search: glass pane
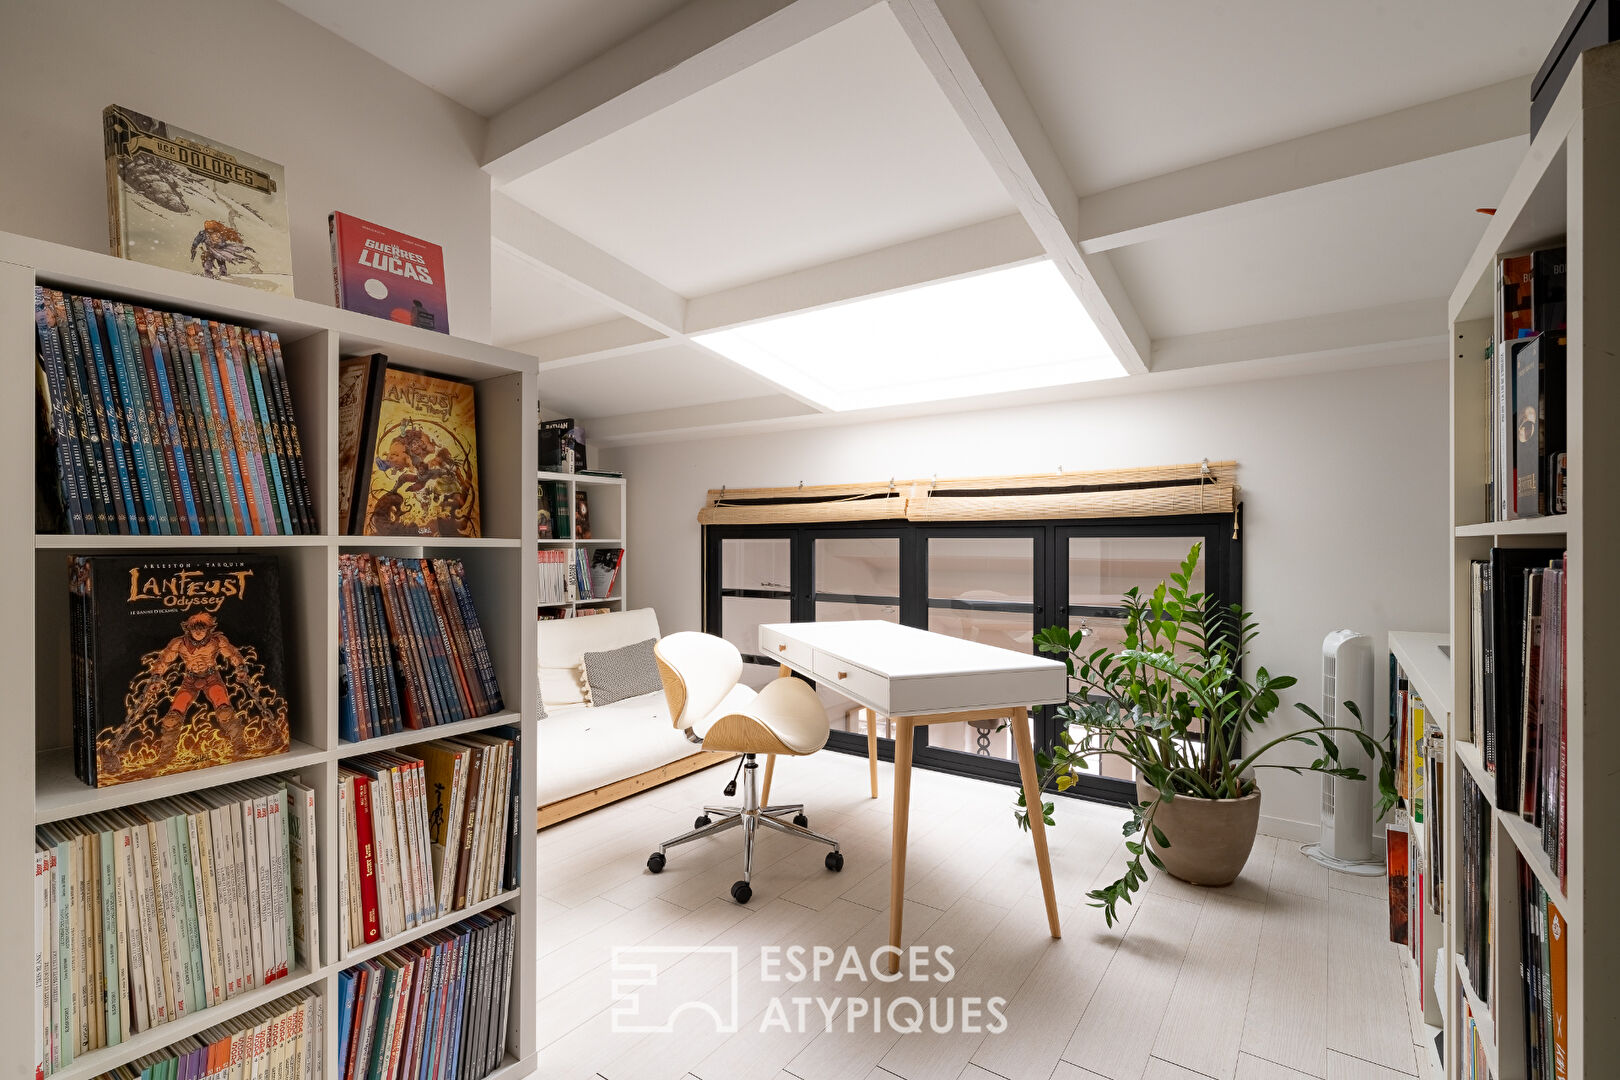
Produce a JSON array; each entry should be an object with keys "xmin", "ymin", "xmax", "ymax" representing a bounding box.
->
[
  {"xmin": 720, "ymin": 594, "xmax": 790, "ymax": 661},
  {"xmin": 721, "ymin": 538, "xmax": 791, "ymax": 592},
  {"xmin": 814, "ymin": 537, "xmax": 899, "ymax": 600},
  {"xmin": 925, "ymin": 537, "xmax": 1033, "ymax": 760}
]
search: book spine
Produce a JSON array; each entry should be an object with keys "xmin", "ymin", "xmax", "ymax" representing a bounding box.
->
[
  {"xmin": 425, "ymin": 560, "xmax": 479, "ymax": 716},
  {"xmin": 372, "ymin": 558, "xmax": 429, "ymax": 729},
  {"xmin": 338, "ymin": 557, "xmax": 364, "ymax": 743},
  {"xmin": 236, "ymin": 798, "xmax": 263, "ymax": 990},
  {"xmin": 217, "ymin": 325, "xmax": 275, "ymax": 534},
  {"xmin": 106, "ymin": 300, "xmax": 169, "ymax": 534},
  {"xmin": 195, "ymin": 321, "xmax": 251, "ymax": 533},
  {"xmin": 406, "ymin": 562, "xmax": 464, "ymax": 723},
  {"xmin": 173, "ymin": 317, "xmax": 226, "ymax": 535},
  {"xmin": 36, "ymin": 292, "xmax": 90, "ymax": 533},
  {"xmin": 89, "ymin": 297, "xmax": 154, "ymax": 534},
  {"xmin": 146, "ymin": 310, "xmax": 204, "ymax": 535},
  {"xmin": 240, "ymin": 329, "xmax": 294, "ymax": 534},
  {"xmin": 260, "ymin": 333, "xmax": 315, "ymax": 534},
  {"xmin": 70, "ymin": 294, "xmax": 136, "ymax": 532},
  {"xmin": 294, "ymin": 784, "xmax": 320, "ymax": 968},
  {"xmin": 449, "ymin": 563, "xmax": 503, "ymax": 711},
  {"xmin": 339, "ymin": 777, "xmax": 356, "ymax": 955},
  {"xmin": 352, "ymin": 777, "xmax": 382, "ymax": 945},
  {"xmin": 50, "ymin": 292, "xmax": 113, "ymax": 533}
]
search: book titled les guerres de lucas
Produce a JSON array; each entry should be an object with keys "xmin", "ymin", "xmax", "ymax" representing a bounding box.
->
[
  {"xmin": 330, "ymin": 211, "xmax": 449, "ymax": 333},
  {"xmin": 72, "ymin": 554, "xmax": 290, "ymax": 787}
]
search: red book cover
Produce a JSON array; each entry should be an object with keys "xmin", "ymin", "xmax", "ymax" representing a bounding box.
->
[
  {"xmin": 353, "ymin": 775, "xmax": 382, "ymax": 943},
  {"xmin": 329, "ymin": 211, "xmax": 449, "ymax": 334}
]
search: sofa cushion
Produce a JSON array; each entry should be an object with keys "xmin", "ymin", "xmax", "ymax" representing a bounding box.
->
[
  {"xmin": 538, "ymin": 607, "xmax": 661, "ymax": 706},
  {"xmin": 582, "ymin": 637, "xmax": 661, "ymax": 706}
]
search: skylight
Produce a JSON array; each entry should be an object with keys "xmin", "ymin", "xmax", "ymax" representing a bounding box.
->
[{"xmin": 692, "ymin": 260, "xmax": 1125, "ymax": 412}]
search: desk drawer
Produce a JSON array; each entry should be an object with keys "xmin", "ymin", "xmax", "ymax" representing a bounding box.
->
[
  {"xmin": 813, "ymin": 651, "xmax": 889, "ymax": 713},
  {"xmin": 758, "ymin": 625, "xmax": 812, "ymax": 669}
]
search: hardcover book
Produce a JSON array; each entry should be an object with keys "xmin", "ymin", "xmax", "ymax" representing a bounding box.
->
[
  {"xmin": 102, "ymin": 105, "xmax": 292, "ymax": 295},
  {"xmin": 72, "ymin": 554, "xmax": 290, "ymax": 787},
  {"xmin": 358, "ymin": 366, "xmax": 481, "ymax": 537},
  {"xmin": 329, "ymin": 212, "xmax": 449, "ymax": 334}
]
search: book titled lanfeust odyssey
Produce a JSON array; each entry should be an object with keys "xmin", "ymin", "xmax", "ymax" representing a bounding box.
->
[
  {"xmin": 103, "ymin": 104, "xmax": 293, "ymax": 295},
  {"xmin": 329, "ymin": 211, "xmax": 449, "ymax": 333}
]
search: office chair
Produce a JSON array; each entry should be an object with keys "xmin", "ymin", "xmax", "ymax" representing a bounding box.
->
[{"xmin": 644, "ymin": 632, "xmax": 842, "ymax": 904}]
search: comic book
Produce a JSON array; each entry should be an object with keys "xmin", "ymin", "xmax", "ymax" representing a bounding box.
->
[
  {"xmin": 358, "ymin": 366, "xmax": 480, "ymax": 538},
  {"xmin": 72, "ymin": 554, "xmax": 290, "ymax": 787},
  {"xmin": 103, "ymin": 105, "xmax": 293, "ymax": 295},
  {"xmin": 329, "ymin": 212, "xmax": 449, "ymax": 333}
]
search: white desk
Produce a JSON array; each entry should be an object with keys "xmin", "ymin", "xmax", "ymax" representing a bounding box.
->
[{"xmin": 759, "ymin": 621, "xmax": 1067, "ymax": 969}]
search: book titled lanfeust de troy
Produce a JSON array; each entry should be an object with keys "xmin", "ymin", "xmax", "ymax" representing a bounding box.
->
[
  {"xmin": 329, "ymin": 211, "xmax": 449, "ymax": 333},
  {"xmin": 71, "ymin": 554, "xmax": 291, "ymax": 787}
]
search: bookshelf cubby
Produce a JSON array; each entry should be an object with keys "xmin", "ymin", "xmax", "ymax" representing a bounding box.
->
[
  {"xmin": 6, "ymin": 229, "xmax": 538, "ymax": 1080},
  {"xmin": 535, "ymin": 469, "xmax": 627, "ymax": 612},
  {"xmin": 1440, "ymin": 40, "xmax": 1620, "ymax": 1080}
]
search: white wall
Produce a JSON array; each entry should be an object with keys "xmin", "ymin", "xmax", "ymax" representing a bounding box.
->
[
  {"xmin": 609, "ymin": 359, "xmax": 1450, "ymax": 833},
  {"xmin": 0, "ymin": 0, "xmax": 493, "ymax": 340}
]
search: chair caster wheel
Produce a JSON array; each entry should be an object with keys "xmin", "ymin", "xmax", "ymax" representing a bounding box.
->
[
  {"xmin": 695, "ymin": 815, "xmax": 711, "ymax": 829},
  {"xmin": 793, "ymin": 813, "xmax": 809, "ymax": 828},
  {"xmin": 825, "ymin": 851, "xmax": 844, "ymax": 872},
  {"xmin": 731, "ymin": 880, "xmax": 753, "ymax": 904},
  {"xmin": 647, "ymin": 852, "xmax": 666, "ymax": 874}
]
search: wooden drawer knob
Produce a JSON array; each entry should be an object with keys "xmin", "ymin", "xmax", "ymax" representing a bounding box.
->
[
  {"xmin": 778, "ymin": 643, "xmax": 787, "ymax": 651},
  {"xmin": 838, "ymin": 671, "xmax": 848, "ymax": 680}
]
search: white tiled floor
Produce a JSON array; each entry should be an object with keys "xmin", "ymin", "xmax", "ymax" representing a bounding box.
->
[{"xmin": 535, "ymin": 751, "xmax": 1423, "ymax": 1080}]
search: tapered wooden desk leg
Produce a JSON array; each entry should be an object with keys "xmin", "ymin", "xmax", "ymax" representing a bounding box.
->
[
  {"xmin": 887, "ymin": 716, "xmax": 915, "ymax": 975},
  {"xmin": 761, "ymin": 754, "xmax": 776, "ymax": 807},
  {"xmin": 867, "ymin": 709, "xmax": 880, "ymax": 799},
  {"xmin": 1011, "ymin": 708, "xmax": 1062, "ymax": 939}
]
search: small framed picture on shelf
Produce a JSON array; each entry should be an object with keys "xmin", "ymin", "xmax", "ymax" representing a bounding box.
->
[{"xmin": 575, "ymin": 490, "xmax": 591, "ymax": 539}]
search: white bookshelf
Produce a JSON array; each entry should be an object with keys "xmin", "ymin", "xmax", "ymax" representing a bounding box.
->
[
  {"xmin": 5, "ymin": 230, "xmax": 538, "ymax": 1080},
  {"xmin": 1442, "ymin": 41, "xmax": 1620, "ymax": 1080},
  {"xmin": 536, "ymin": 468, "xmax": 628, "ymax": 612}
]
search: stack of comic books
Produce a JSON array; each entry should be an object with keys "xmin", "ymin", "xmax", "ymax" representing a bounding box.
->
[
  {"xmin": 60, "ymin": 989, "xmax": 321, "ymax": 1080},
  {"xmin": 33, "ymin": 778, "xmax": 319, "ymax": 1077},
  {"xmin": 338, "ymin": 732, "xmax": 520, "ymax": 952},
  {"xmin": 336, "ymin": 910, "xmax": 514, "ymax": 1080},
  {"xmin": 337, "ymin": 556, "xmax": 504, "ymax": 743},
  {"xmin": 34, "ymin": 286, "xmax": 317, "ymax": 536}
]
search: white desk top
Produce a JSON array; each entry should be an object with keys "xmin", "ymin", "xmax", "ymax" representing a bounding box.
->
[{"xmin": 759, "ymin": 621, "xmax": 1067, "ymax": 715}]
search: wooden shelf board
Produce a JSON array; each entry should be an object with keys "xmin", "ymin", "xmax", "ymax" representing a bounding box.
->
[
  {"xmin": 1389, "ymin": 631, "xmax": 1453, "ymax": 723},
  {"xmin": 337, "ymin": 710, "xmax": 523, "ymax": 758},
  {"xmin": 578, "ymin": 538, "xmax": 624, "ymax": 545},
  {"xmin": 1498, "ymin": 808, "xmax": 1568, "ymax": 911},
  {"xmin": 337, "ymin": 535, "xmax": 522, "ymax": 549},
  {"xmin": 35, "ymin": 533, "xmax": 327, "ymax": 550},
  {"xmin": 45, "ymin": 965, "xmax": 322, "ymax": 1080},
  {"xmin": 1456, "ymin": 741, "xmax": 1492, "ymax": 796},
  {"xmin": 36, "ymin": 740, "xmax": 327, "ymax": 824},
  {"xmin": 571, "ymin": 475, "xmax": 626, "ymax": 486},
  {"xmin": 1454, "ymin": 957, "xmax": 1499, "ymax": 1074},
  {"xmin": 1454, "ymin": 515, "xmax": 1569, "ymax": 538},
  {"xmin": 339, "ymin": 888, "xmax": 520, "ymax": 966}
]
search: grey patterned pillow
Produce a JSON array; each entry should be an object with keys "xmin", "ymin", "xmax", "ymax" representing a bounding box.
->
[{"xmin": 581, "ymin": 637, "xmax": 661, "ymax": 707}]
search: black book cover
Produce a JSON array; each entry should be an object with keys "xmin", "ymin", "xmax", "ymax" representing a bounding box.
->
[
  {"xmin": 77, "ymin": 553, "xmax": 291, "ymax": 786},
  {"xmin": 1488, "ymin": 546, "xmax": 1561, "ymax": 809}
]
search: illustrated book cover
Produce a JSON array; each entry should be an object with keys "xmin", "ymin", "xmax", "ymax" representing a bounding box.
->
[
  {"xmin": 103, "ymin": 105, "xmax": 293, "ymax": 295},
  {"xmin": 336, "ymin": 354, "xmax": 387, "ymax": 533},
  {"xmin": 72, "ymin": 554, "xmax": 290, "ymax": 787},
  {"xmin": 329, "ymin": 212, "xmax": 449, "ymax": 334},
  {"xmin": 357, "ymin": 365, "xmax": 481, "ymax": 537}
]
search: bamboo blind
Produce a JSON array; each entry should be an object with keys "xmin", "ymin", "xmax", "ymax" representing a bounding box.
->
[{"xmin": 697, "ymin": 460, "xmax": 1238, "ymax": 525}]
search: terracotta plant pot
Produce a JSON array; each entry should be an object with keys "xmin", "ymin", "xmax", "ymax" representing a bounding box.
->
[{"xmin": 1135, "ymin": 776, "xmax": 1262, "ymax": 887}]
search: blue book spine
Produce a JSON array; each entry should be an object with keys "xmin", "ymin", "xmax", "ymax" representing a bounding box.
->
[
  {"xmin": 35, "ymin": 290, "xmax": 90, "ymax": 533},
  {"xmin": 97, "ymin": 300, "xmax": 165, "ymax": 533},
  {"xmin": 405, "ymin": 562, "xmax": 465, "ymax": 724},
  {"xmin": 74, "ymin": 295, "xmax": 141, "ymax": 531},
  {"xmin": 116, "ymin": 303, "xmax": 181, "ymax": 534},
  {"xmin": 445, "ymin": 930, "xmax": 469, "ymax": 1080},
  {"xmin": 195, "ymin": 320, "xmax": 251, "ymax": 534},
  {"xmin": 243, "ymin": 336, "xmax": 294, "ymax": 534},
  {"xmin": 337, "ymin": 970, "xmax": 358, "ymax": 1080},
  {"xmin": 339, "ymin": 579, "xmax": 360, "ymax": 743},
  {"xmin": 148, "ymin": 320, "xmax": 202, "ymax": 535}
]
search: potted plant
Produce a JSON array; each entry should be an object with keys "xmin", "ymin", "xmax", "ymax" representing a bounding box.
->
[{"xmin": 1018, "ymin": 542, "xmax": 1395, "ymax": 925}]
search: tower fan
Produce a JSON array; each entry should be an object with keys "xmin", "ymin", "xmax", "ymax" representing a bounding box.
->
[{"xmin": 1303, "ymin": 630, "xmax": 1383, "ymax": 873}]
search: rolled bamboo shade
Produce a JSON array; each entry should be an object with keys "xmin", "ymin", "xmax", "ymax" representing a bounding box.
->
[{"xmin": 697, "ymin": 461, "xmax": 1238, "ymax": 525}]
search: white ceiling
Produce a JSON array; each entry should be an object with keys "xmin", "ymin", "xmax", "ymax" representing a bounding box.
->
[
  {"xmin": 534, "ymin": 343, "xmax": 781, "ymax": 418},
  {"xmin": 978, "ymin": 0, "xmax": 1569, "ymax": 196},
  {"xmin": 1110, "ymin": 139, "xmax": 1526, "ymax": 339},
  {"xmin": 499, "ymin": 3, "xmax": 1016, "ymax": 296},
  {"xmin": 280, "ymin": 0, "xmax": 1578, "ymax": 442},
  {"xmin": 278, "ymin": 0, "xmax": 688, "ymax": 117},
  {"xmin": 489, "ymin": 243, "xmax": 620, "ymax": 346}
]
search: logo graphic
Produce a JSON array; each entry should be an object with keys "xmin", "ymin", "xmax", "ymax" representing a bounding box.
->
[{"xmin": 610, "ymin": 945, "xmax": 742, "ymax": 1034}]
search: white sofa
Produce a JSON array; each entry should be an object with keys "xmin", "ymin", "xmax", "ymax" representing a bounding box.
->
[{"xmin": 536, "ymin": 607, "xmax": 733, "ymax": 826}]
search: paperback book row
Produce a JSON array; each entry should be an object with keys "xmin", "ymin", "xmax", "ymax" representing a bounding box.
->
[
  {"xmin": 1389, "ymin": 662, "xmax": 1445, "ymax": 916},
  {"xmin": 1459, "ymin": 997, "xmax": 1491, "ymax": 1080},
  {"xmin": 1516, "ymin": 858, "xmax": 1568, "ymax": 1080},
  {"xmin": 535, "ymin": 548, "xmax": 623, "ymax": 606},
  {"xmin": 1488, "ymin": 245, "xmax": 1567, "ymax": 521},
  {"xmin": 1466, "ymin": 547, "xmax": 1568, "ymax": 884},
  {"xmin": 87, "ymin": 988, "xmax": 322, "ymax": 1080},
  {"xmin": 338, "ymin": 556, "xmax": 503, "ymax": 743},
  {"xmin": 34, "ymin": 287, "xmax": 317, "ymax": 537},
  {"xmin": 336, "ymin": 356, "xmax": 482, "ymax": 539},
  {"xmin": 1457, "ymin": 768, "xmax": 1493, "ymax": 1013},
  {"xmin": 339, "ymin": 733, "xmax": 520, "ymax": 953},
  {"xmin": 34, "ymin": 778, "xmax": 318, "ymax": 1079},
  {"xmin": 536, "ymin": 480, "xmax": 588, "ymax": 540},
  {"xmin": 70, "ymin": 554, "xmax": 292, "ymax": 790},
  {"xmin": 336, "ymin": 909, "xmax": 515, "ymax": 1080}
]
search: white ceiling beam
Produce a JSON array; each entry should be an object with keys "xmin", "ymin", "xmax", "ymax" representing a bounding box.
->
[
  {"xmin": 483, "ymin": 0, "xmax": 880, "ymax": 183},
  {"xmin": 492, "ymin": 193, "xmax": 686, "ymax": 336},
  {"xmin": 508, "ymin": 317, "xmax": 673, "ymax": 366},
  {"xmin": 683, "ymin": 212, "xmax": 1041, "ymax": 333},
  {"xmin": 889, "ymin": 0, "xmax": 1150, "ymax": 375},
  {"xmin": 1149, "ymin": 298, "xmax": 1448, "ymax": 373},
  {"xmin": 1078, "ymin": 77, "xmax": 1530, "ymax": 254}
]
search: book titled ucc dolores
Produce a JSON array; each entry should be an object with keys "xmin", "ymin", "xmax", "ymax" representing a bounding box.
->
[
  {"xmin": 71, "ymin": 554, "xmax": 290, "ymax": 787},
  {"xmin": 329, "ymin": 211, "xmax": 450, "ymax": 333}
]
